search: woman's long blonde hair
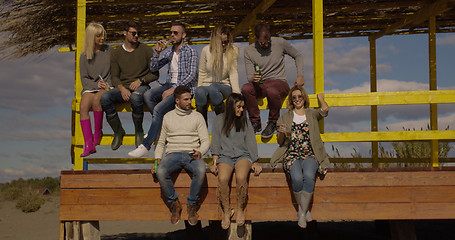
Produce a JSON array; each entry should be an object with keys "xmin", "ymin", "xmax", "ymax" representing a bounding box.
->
[
  {"xmin": 82, "ymin": 22, "xmax": 106, "ymax": 60},
  {"xmin": 209, "ymin": 25, "xmax": 238, "ymax": 79}
]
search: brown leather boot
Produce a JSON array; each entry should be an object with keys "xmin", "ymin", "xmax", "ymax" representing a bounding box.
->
[
  {"xmin": 217, "ymin": 185, "xmax": 233, "ymax": 229},
  {"xmin": 169, "ymin": 200, "xmax": 182, "ymax": 225},
  {"xmin": 236, "ymin": 183, "xmax": 248, "ymax": 226},
  {"xmin": 187, "ymin": 204, "xmax": 200, "ymax": 226}
]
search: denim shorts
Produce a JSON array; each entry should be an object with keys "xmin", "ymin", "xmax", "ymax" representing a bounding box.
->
[{"xmin": 217, "ymin": 154, "xmax": 253, "ymax": 168}]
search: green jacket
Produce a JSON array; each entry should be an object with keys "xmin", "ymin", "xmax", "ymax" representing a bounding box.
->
[{"xmin": 270, "ymin": 108, "xmax": 330, "ymax": 172}]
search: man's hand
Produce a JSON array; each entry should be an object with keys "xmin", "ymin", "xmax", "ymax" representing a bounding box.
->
[
  {"xmin": 251, "ymin": 162, "xmax": 262, "ymax": 176},
  {"xmin": 119, "ymin": 86, "xmax": 131, "ymax": 101},
  {"xmin": 252, "ymin": 72, "xmax": 262, "ymax": 83},
  {"xmin": 129, "ymin": 79, "xmax": 142, "ymax": 91},
  {"xmin": 295, "ymin": 76, "xmax": 304, "ymax": 86},
  {"xmin": 189, "ymin": 149, "xmax": 202, "ymax": 160},
  {"xmin": 162, "ymin": 87, "xmax": 175, "ymax": 99},
  {"xmin": 155, "ymin": 39, "xmax": 168, "ymax": 53}
]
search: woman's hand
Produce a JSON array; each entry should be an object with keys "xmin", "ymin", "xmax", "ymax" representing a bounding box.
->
[
  {"xmin": 317, "ymin": 93, "xmax": 329, "ymax": 113},
  {"xmin": 98, "ymin": 79, "xmax": 107, "ymax": 89},
  {"xmin": 251, "ymin": 162, "xmax": 262, "ymax": 176},
  {"xmin": 278, "ymin": 124, "xmax": 287, "ymax": 133},
  {"xmin": 209, "ymin": 164, "xmax": 218, "ymax": 176}
]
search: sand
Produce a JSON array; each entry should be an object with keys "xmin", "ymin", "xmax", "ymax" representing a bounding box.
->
[{"xmin": 1, "ymin": 196, "xmax": 454, "ymax": 240}]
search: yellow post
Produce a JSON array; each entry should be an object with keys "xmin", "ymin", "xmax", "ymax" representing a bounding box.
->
[
  {"xmin": 74, "ymin": 0, "xmax": 86, "ymax": 171},
  {"xmin": 428, "ymin": 16, "xmax": 438, "ymax": 167},
  {"xmin": 369, "ymin": 36, "xmax": 378, "ymax": 168},
  {"xmin": 312, "ymin": 0, "xmax": 324, "ymax": 94},
  {"xmin": 312, "ymin": 0, "xmax": 325, "ymax": 133}
]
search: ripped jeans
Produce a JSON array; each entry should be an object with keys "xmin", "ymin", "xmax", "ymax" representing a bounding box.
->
[{"xmin": 100, "ymin": 85, "xmax": 150, "ymax": 117}]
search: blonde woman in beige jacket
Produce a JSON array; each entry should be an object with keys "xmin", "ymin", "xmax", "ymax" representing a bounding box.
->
[{"xmin": 195, "ymin": 25, "xmax": 240, "ymax": 124}]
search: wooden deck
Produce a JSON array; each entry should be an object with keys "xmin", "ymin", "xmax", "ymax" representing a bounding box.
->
[{"xmin": 60, "ymin": 167, "xmax": 455, "ymax": 222}]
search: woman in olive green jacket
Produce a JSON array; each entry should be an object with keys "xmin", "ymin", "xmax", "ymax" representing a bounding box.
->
[{"xmin": 270, "ymin": 85, "xmax": 330, "ymax": 228}]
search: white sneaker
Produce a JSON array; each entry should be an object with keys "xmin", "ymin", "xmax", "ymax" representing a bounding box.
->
[{"xmin": 128, "ymin": 144, "xmax": 149, "ymax": 158}]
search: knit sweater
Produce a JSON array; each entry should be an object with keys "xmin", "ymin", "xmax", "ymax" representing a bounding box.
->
[
  {"xmin": 154, "ymin": 105, "xmax": 210, "ymax": 159},
  {"xmin": 210, "ymin": 113, "xmax": 258, "ymax": 161},
  {"xmin": 244, "ymin": 37, "xmax": 304, "ymax": 82},
  {"xmin": 197, "ymin": 45, "xmax": 240, "ymax": 93},
  {"xmin": 110, "ymin": 43, "xmax": 159, "ymax": 88},
  {"xmin": 79, "ymin": 45, "xmax": 112, "ymax": 94}
]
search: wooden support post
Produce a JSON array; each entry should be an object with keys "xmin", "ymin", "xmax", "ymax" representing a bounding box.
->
[
  {"xmin": 81, "ymin": 221, "xmax": 100, "ymax": 240},
  {"xmin": 429, "ymin": 16, "xmax": 438, "ymax": 167},
  {"xmin": 369, "ymin": 36, "xmax": 379, "ymax": 168}
]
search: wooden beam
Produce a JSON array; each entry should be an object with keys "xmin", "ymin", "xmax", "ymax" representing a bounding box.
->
[
  {"xmin": 231, "ymin": 0, "xmax": 277, "ymax": 37},
  {"xmin": 372, "ymin": 0, "xmax": 455, "ymax": 39}
]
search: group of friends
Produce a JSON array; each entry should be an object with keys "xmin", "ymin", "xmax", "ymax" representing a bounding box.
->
[{"xmin": 79, "ymin": 21, "xmax": 331, "ymax": 229}]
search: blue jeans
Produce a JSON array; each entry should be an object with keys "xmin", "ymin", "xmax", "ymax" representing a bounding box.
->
[
  {"xmin": 289, "ymin": 157, "xmax": 318, "ymax": 193},
  {"xmin": 100, "ymin": 85, "xmax": 150, "ymax": 116},
  {"xmin": 142, "ymin": 84, "xmax": 175, "ymax": 150},
  {"xmin": 156, "ymin": 152, "xmax": 206, "ymax": 205},
  {"xmin": 194, "ymin": 84, "xmax": 232, "ymax": 106}
]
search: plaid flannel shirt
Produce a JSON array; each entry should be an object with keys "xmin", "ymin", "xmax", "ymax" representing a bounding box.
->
[{"xmin": 150, "ymin": 43, "xmax": 198, "ymax": 95}]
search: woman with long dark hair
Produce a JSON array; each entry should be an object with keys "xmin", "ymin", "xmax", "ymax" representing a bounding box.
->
[
  {"xmin": 271, "ymin": 85, "xmax": 330, "ymax": 228},
  {"xmin": 210, "ymin": 93, "xmax": 262, "ymax": 229}
]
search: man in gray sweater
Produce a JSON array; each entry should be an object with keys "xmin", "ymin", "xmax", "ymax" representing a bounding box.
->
[{"xmin": 242, "ymin": 23, "xmax": 304, "ymax": 138}]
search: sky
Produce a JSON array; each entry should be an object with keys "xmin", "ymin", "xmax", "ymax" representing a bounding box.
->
[{"xmin": 0, "ymin": 32, "xmax": 454, "ymax": 182}]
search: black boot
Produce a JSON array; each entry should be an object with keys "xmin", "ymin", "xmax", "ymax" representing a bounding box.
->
[
  {"xmin": 132, "ymin": 113, "xmax": 144, "ymax": 148},
  {"xmin": 214, "ymin": 103, "xmax": 225, "ymax": 115},
  {"xmin": 196, "ymin": 105, "xmax": 208, "ymax": 126},
  {"xmin": 106, "ymin": 113, "xmax": 125, "ymax": 150}
]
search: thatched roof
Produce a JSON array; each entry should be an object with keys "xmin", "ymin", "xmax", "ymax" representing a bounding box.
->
[{"xmin": 1, "ymin": 0, "xmax": 455, "ymax": 59}]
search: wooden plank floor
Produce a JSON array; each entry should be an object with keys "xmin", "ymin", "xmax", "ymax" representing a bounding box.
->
[{"xmin": 60, "ymin": 167, "xmax": 455, "ymax": 221}]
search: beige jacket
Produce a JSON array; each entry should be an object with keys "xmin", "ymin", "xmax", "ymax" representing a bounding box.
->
[{"xmin": 270, "ymin": 108, "xmax": 330, "ymax": 172}]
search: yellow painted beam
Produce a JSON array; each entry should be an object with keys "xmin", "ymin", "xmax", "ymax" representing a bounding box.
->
[
  {"xmin": 312, "ymin": 0, "xmax": 324, "ymax": 94},
  {"xmin": 322, "ymin": 130, "xmax": 455, "ymax": 142},
  {"xmin": 73, "ymin": 130, "xmax": 455, "ymax": 146},
  {"xmin": 232, "ymin": 0, "xmax": 277, "ymax": 37},
  {"xmin": 71, "ymin": 90, "xmax": 455, "ymax": 113},
  {"xmin": 372, "ymin": 0, "xmax": 455, "ymax": 39},
  {"xmin": 313, "ymin": 90, "xmax": 455, "ymax": 107}
]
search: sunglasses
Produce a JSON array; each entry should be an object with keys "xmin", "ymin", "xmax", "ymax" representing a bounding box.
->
[
  {"xmin": 292, "ymin": 95, "xmax": 304, "ymax": 100},
  {"xmin": 169, "ymin": 30, "xmax": 180, "ymax": 35},
  {"xmin": 128, "ymin": 31, "xmax": 140, "ymax": 36},
  {"xmin": 258, "ymin": 40, "xmax": 271, "ymax": 46},
  {"xmin": 96, "ymin": 34, "xmax": 104, "ymax": 40}
]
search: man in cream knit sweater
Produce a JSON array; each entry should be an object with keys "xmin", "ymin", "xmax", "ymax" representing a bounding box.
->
[{"xmin": 154, "ymin": 86, "xmax": 210, "ymax": 226}]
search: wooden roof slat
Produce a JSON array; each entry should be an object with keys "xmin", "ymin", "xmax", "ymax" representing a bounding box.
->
[
  {"xmin": 231, "ymin": 0, "xmax": 277, "ymax": 37},
  {"xmin": 372, "ymin": 0, "xmax": 455, "ymax": 39}
]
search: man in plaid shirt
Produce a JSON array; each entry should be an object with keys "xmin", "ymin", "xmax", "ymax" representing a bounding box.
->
[{"xmin": 129, "ymin": 22, "xmax": 199, "ymax": 158}]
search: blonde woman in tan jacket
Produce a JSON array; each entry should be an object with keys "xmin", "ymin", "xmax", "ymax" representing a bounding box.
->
[{"xmin": 271, "ymin": 85, "xmax": 330, "ymax": 228}]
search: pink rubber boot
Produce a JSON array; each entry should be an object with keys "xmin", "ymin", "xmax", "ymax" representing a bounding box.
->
[
  {"xmin": 93, "ymin": 110, "xmax": 104, "ymax": 145},
  {"xmin": 80, "ymin": 119, "xmax": 96, "ymax": 157}
]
